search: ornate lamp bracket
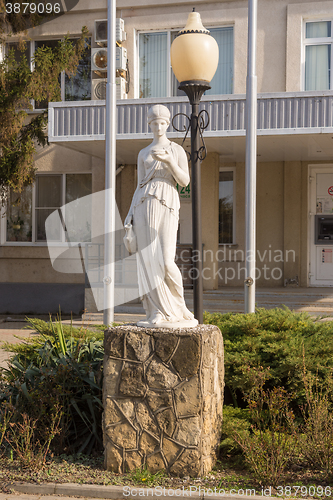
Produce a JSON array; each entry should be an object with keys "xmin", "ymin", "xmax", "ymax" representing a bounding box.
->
[{"xmin": 172, "ymin": 107, "xmax": 210, "ymax": 162}]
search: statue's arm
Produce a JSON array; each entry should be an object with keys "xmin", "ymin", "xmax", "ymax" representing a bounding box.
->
[
  {"xmin": 169, "ymin": 144, "xmax": 190, "ymax": 187},
  {"xmin": 124, "ymin": 151, "xmax": 144, "ymax": 225},
  {"xmin": 152, "ymin": 144, "xmax": 189, "ymax": 187}
]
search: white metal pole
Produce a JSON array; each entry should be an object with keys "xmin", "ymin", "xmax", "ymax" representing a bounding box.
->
[
  {"xmin": 244, "ymin": 0, "xmax": 257, "ymax": 313},
  {"xmin": 103, "ymin": 0, "xmax": 117, "ymax": 325}
]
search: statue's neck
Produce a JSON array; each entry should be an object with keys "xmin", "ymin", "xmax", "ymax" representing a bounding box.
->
[{"xmin": 151, "ymin": 137, "xmax": 170, "ymax": 148}]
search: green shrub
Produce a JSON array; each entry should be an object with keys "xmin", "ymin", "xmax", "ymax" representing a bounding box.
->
[
  {"xmin": 204, "ymin": 308, "xmax": 333, "ymax": 408},
  {"xmin": 300, "ymin": 367, "xmax": 333, "ymax": 475},
  {"xmin": 219, "ymin": 406, "xmax": 251, "ymax": 463},
  {"xmin": 230, "ymin": 366, "xmax": 298, "ymax": 486},
  {"xmin": 0, "ymin": 316, "xmax": 104, "ymax": 456}
]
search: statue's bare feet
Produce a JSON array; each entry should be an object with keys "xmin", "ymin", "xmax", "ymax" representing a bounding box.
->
[
  {"xmin": 150, "ymin": 312, "xmax": 164, "ymax": 324},
  {"xmin": 182, "ymin": 308, "xmax": 194, "ymax": 320}
]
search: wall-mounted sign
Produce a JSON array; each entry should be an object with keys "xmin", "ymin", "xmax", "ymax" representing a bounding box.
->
[
  {"xmin": 176, "ymin": 183, "xmax": 191, "ymax": 200},
  {"xmin": 322, "ymin": 248, "xmax": 333, "ymax": 263},
  {"xmin": 328, "ymin": 186, "xmax": 333, "ymax": 196}
]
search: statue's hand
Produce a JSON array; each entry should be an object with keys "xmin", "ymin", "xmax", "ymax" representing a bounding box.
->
[
  {"xmin": 151, "ymin": 149, "xmax": 174, "ymax": 169},
  {"xmin": 124, "ymin": 214, "xmax": 133, "ymax": 227}
]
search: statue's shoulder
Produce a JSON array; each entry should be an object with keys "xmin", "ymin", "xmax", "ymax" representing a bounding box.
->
[
  {"xmin": 138, "ymin": 145, "xmax": 150, "ymax": 160},
  {"xmin": 170, "ymin": 141, "xmax": 187, "ymax": 159}
]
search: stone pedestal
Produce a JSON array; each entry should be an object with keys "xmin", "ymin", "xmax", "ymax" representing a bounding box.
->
[{"xmin": 103, "ymin": 325, "xmax": 224, "ymax": 477}]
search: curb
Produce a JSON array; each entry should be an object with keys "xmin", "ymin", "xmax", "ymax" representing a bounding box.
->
[
  {"xmin": 7, "ymin": 483, "xmax": 124, "ymax": 499},
  {"xmin": 6, "ymin": 483, "xmax": 277, "ymax": 500}
]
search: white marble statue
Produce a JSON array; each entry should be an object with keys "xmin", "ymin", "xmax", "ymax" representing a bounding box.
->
[{"xmin": 124, "ymin": 105, "xmax": 198, "ymax": 328}]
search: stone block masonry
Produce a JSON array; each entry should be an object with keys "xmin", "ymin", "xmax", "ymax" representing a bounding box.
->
[{"xmin": 103, "ymin": 325, "xmax": 224, "ymax": 477}]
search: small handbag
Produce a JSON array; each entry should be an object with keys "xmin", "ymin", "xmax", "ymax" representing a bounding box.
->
[{"xmin": 123, "ymin": 222, "xmax": 137, "ymax": 255}]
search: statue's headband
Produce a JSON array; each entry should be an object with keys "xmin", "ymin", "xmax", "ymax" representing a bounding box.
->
[{"xmin": 147, "ymin": 105, "xmax": 171, "ymax": 124}]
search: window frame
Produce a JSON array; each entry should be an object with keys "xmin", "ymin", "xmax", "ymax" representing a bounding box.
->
[
  {"xmin": 1, "ymin": 172, "xmax": 92, "ymax": 246},
  {"xmin": 302, "ymin": 19, "xmax": 333, "ymax": 91},
  {"xmin": 218, "ymin": 166, "xmax": 236, "ymax": 246},
  {"xmin": 136, "ymin": 25, "xmax": 234, "ymax": 99}
]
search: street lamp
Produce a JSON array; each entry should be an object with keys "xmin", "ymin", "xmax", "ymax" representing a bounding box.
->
[{"xmin": 170, "ymin": 10, "xmax": 219, "ymax": 324}]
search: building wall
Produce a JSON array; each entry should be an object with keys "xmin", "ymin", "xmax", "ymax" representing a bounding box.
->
[
  {"xmin": 0, "ymin": 144, "xmax": 104, "ymax": 285},
  {"xmin": 3, "ymin": 0, "xmax": 331, "ymax": 297},
  {"xmin": 213, "ymin": 159, "xmax": 311, "ymax": 287}
]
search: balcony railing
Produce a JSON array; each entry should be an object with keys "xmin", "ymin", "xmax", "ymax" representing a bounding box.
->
[{"xmin": 48, "ymin": 91, "xmax": 333, "ymax": 143}]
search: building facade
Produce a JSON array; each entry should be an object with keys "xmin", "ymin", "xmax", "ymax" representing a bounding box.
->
[{"xmin": 1, "ymin": 0, "xmax": 333, "ymax": 314}]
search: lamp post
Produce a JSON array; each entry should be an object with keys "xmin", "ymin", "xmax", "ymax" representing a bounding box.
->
[{"xmin": 171, "ymin": 10, "xmax": 219, "ymax": 324}]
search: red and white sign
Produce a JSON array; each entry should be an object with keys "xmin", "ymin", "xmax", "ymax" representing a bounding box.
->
[{"xmin": 328, "ymin": 186, "xmax": 333, "ymax": 196}]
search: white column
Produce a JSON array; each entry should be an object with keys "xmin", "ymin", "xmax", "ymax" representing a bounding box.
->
[
  {"xmin": 103, "ymin": 0, "xmax": 117, "ymax": 325},
  {"xmin": 244, "ymin": 0, "xmax": 257, "ymax": 313}
]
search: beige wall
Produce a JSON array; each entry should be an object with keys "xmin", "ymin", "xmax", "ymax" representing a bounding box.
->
[
  {"xmin": 214, "ymin": 159, "xmax": 311, "ymax": 287},
  {"xmin": 17, "ymin": 0, "xmax": 333, "ymax": 97},
  {"xmin": 286, "ymin": 1, "xmax": 333, "ymax": 91},
  {"xmin": 201, "ymin": 153, "xmax": 219, "ymax": 290}
]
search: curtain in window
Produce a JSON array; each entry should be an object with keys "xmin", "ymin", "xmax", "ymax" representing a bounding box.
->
[
  {"xmin": 306, "ymin": 21, "xmax": 331, "ymax": 39},
  {"xmin": 305, "ymin": 44, "xmax": 331, "ymax": 91},
  {"xmin": 65, "ymin": 174, "xmax": 92, "ymax": 242},
  {"xmin": 206, "ymin": 27, "xmax": 233, "ymax": 96},
  {"xmin": 219, "ymin": 171, "xmax": 233, "ymax": 244},
  {"xmin": 36, "ymin": 175, "xmax": 62, "ymax": 241},
  {"xmin": 139, "ymin": 32, "xmax": 168, "ymax": 98}
]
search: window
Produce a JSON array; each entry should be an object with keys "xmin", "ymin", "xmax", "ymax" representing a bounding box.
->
[
  {"xmin": 6, "ymin": 173, "xmax": 92, "ymax": 244},
  {"xmin": 7, "ymin": 38, "xmax": 91, "ymax": 109},
  {"xmin": 138, "ymin": 27, "xmax": 233, "ymax": 98},
  {"xmin": 219, "ymin": 169, "xmax": 235, "ymax": 244},
  {"xmin": 304, "ymin": 21, "xmax": 333, "ymax": 91}
]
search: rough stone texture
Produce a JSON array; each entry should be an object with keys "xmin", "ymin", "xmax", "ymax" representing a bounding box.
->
[
  {"xmin": 118, "ymin": 362, "xmax": 146, "ymax": 397},
  {"xmin": 135, "ymin": 401, "xmax": 159, "ymax": 435},
  {"xmin": 174, "ymin": 416, "xmax": 201, "ymax": 446},
  {"xmin": 146, "ymin": 358, "xmax": 179, "ymax": 389},
  {"xmin": 108, "ymin": 422, "xmax": 137, "ymax": 449},
  {"xmin": 169, "ymin": 449, "xmax": 201, "ymax": 477},
  {"xmin": 146, "ymin": 452, "xmax": 166, "ymax": 473},
  {"xmin": 174, "ymin": 376, "xmax": 201, "ymax": 416},
  {"xmin": 171, "ymin": 335, "xmax": 200, "ymax": 378},
  {"xmin": 155, "ymin": 408, "xmax": 177, "ymax": 436},
  {"xmin": 126, "ymin": 331, "xmax": 151, "ymax": 361},
  {"xmin": 124, "ymin": 451, "xmax": 142, "ymax": 471},
  {"xmin": 103, "ymin": 324, "xmax": 224, "ymax": 477},
  {"xmin": 103, "ymin": 359, "xmax": 122, "ymax": 397},
  {"xmin": 104, "ymin": 442, "xmax": 122, "ymax": 473},
  {"xmin": 162, "ymin": 437, "xmax": 182, "ymax": 466},
  {"xmin": 146, "ymin": 390, "xmax": 173, "ymax": 413},
  {"xmin": 104, "ymin": 399, "xmax": 124, "ymax": 425},
  {"xmin": 140, "ymin": 431, "xmax": 159, "ymax": 454},
  {"xmin": 104, "ymin": 331, "xmax": 125, "ymax": 358},
  {"xmin": 154, "ymin": 332, "xmax": 178, "ymax": 362}
]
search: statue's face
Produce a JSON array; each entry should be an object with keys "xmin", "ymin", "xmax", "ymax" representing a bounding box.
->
[{"xmin": 149, "ymin": 118, "xmax": 169, "ymax": 136}]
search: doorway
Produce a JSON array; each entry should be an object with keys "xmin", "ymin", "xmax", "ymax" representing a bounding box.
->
[{"xmin": 309, "ymin": 166, "xmax": 333, "ymax": 286}]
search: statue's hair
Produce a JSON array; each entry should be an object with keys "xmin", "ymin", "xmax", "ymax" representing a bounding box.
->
[{"xmin": 147, "ymin": 105, "xmax": 171, "ymax": 124}]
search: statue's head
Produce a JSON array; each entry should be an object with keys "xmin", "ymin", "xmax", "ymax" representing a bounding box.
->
[{"xmin": 147, "ymin": 105, "xmax": 171, "ymax": 126}]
